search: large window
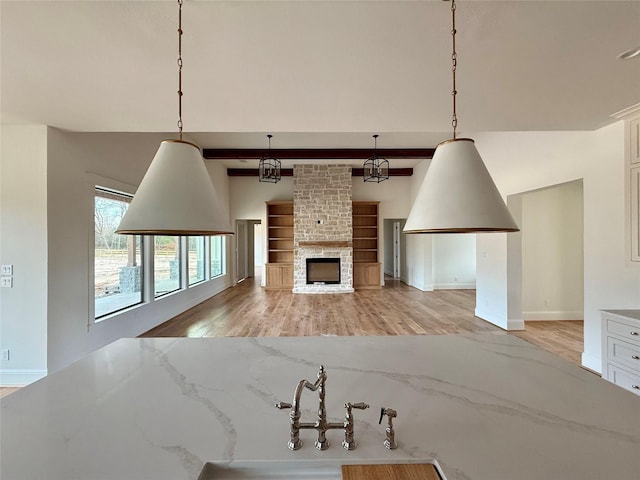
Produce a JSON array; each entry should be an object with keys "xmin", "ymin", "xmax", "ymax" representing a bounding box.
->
[
  {"xmin": 188, "ymin": 237, "xmax": 205, "ymax": 285},
  {"xmin": 154, "ymin": 236, "xmax": 180, "ymax": 297},
  {"xmin": 94, "ymin": 188, "xmax": 143, "ymax": 319},
  {"xmin": 211, "ymin": 236, "xmax": 225, "ymax": 278}
]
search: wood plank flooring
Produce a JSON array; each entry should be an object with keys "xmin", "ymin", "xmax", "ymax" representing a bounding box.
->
[
  {"xmin": 142, "ymin": 276, "xmax": 585, "ymax": 368},
  {"xmin": 0, "ymin": 278, "xmax": 586, "ymax": 398}
]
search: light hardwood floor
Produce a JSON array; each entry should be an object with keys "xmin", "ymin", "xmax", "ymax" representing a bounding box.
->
[
  {"xmin": 142, "ymin": 276, "xmax": 585, "ymax": 367},
  {"xmin": 0, "ymin": 278, "xmax": 586, "ymax": 399}
]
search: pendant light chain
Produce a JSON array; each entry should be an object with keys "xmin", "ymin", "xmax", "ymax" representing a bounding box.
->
[
  {"xmin": 451, "ymin": 0, "xmax": 458, "ymax": 139},
  {"xmin": 177, "ymin": 0, "xmax": 184, "ymax": 140}
]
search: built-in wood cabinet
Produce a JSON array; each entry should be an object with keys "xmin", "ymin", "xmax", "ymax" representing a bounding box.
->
[
  {"xmin": 352, "ymin": 202, "xmax": 381, "ymax": 289},
  {"xmin": 265, "ymin": 201, "xmax": 294, "ymax": 289},
  {"xmin": 601, "ymin": 310, "xmax": 640, "ymax": 396}
]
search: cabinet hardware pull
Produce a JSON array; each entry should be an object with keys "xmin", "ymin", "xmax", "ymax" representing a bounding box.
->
[
  {"xmin": 633, "ymin": 385, "xmax": 640, "ymax": 389},
  {"xmin": 633, "ymin": 355, "xmax": 640, "ymax": 360},
  {"xmin": 631, "ymin": 331, "xmax": 639, "ymax": 336}
]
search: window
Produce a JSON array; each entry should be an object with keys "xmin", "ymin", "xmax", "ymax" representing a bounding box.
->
[
  {"xmin": 188, "ymin": 237, "xmax": 205, "ymax": 285},
  {"xmin": 154, "ymin": 236, "xmax": 180, "ymax": 297},
  {"xmin": 94, "ymin": 188, "xmax": 143, "ymax": 319},
  {"xmin": 211, "ymin": 236, "xmax": 225, "ymax": 278}
]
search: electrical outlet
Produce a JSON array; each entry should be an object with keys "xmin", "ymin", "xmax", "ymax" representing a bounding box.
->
[
  {"xmin": 1, "ymin": 349, "xmax": 9, "ymax": 361},
  {"xmin": 544, "ymin": 299, "xmax": 551, "ymax": 307},
  {"xmin": 1, "ymin": 264, "xmax": 12, "ymax": 275},
  {"xmin": 1, "ymin": 277, "xmax": 13, "ymax": 288}
]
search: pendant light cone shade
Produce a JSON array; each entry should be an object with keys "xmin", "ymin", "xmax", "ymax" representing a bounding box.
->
[
  {"xmin": 116, "ymin": 140, "xmax": 233, "ymax": 235},
  {"xmin": 403, "ymin": 139, "xmax": 519, "ymax": 234}
]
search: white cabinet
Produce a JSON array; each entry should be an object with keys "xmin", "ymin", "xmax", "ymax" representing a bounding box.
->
[
  {"xmin": 631, "ymin": 165, "xmax": 640, "ymax": 261},
  {"xmin": 627, "ymin": 115, "xmax": 640, "ymax": 261},
  {"xmin": 630, "ymin": 117, "xmax": 640, "ymax": 165},
  {"xmin": 601, "ymin": 310, "xmax": 640, "ymax": 396}
]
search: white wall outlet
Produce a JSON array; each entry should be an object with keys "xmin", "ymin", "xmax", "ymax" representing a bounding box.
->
[
  {"xmin": 1, "ymin": 277, "xmax": 13, "ymax": 288},
  {"xmin": 1, "ymin": 264, "xmax": 13, "ymax": 275},
  {"xmin": 1, "ymin": 349, "xmax": 9, "ymax": 361},
  {"xmin": 544, "ymin": 299, "xmax": 551, "ymax": 307}
]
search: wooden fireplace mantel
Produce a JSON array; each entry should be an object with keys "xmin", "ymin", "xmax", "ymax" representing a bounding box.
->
[{"xmin": 298, "ymin": 240, "xmax": 352, "ymax": 248}]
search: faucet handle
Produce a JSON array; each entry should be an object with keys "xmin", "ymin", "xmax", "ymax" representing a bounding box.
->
[
  {"xmin": 274, "ymin": 402, "xmax": 292, "ymax": 409},
  {"xmin": 346, "ymin": 402, "xmax": 369, "ymax": 410}
]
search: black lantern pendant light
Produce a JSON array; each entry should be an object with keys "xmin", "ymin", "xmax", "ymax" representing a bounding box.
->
[
  {"xmin": 363, "ymin": 134, "xmax": 389, "ymax": 183},
  {"xmin": 258, "ymin": 134, "xmax": 281, "ymax": 183}
]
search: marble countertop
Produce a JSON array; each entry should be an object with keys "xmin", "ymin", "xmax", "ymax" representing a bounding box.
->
[
  {"xmin": 602, "ymin": 309, "xmax": 640, "ymax": 321},
  {"xmin": 2, "ymin": 333, "xmax": 639, "ymax": 480}
]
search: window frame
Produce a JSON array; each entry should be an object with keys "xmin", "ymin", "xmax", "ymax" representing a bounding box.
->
[{"xmin": 93, "ymin": 186, "xmax": 145, "ymax": 321}]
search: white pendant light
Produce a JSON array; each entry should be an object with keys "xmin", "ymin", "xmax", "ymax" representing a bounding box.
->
[
  {"xmin": 116, "ymin": 0, "xmax": 232, "ymax": 236},
  {"xmin": 404, "ymin": 0, "xmax": 518, "ymax": 234}
]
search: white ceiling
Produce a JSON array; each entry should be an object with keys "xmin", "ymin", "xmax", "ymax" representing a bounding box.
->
[{"xmin": 2, "ymin": 0, "xmax": 639, "ymax": 160}]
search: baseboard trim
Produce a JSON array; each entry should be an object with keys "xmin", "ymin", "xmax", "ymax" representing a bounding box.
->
[
  {"xmin": 433, "ymin": 283, "xmax": 476, "ymax": 290},
  {"xmin": 0, "ymin": 369, "xmax": 47, "ymax": 386},
  {"xmin": 507, "ymin": 318, "xmax": 525, "ymax": 330},
  {"xmin": 581, "ymin": 352, "xmax": 602, "ymax": 375},
  {"xmin": 523, "ymin": 311, "xmax": 584, "ymax": 321}
]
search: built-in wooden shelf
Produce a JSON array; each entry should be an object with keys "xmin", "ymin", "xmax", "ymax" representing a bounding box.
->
[
  {"xmin": 352, "ymin": 201, "xmax": 381, "ymax": 289},
  {"xmin": 266, "ymin": 201, "xmax": 294, "ymax": 289},
  {"xmin": 298, "ymin": 240, "xmax": 351, "ymax": 248}
]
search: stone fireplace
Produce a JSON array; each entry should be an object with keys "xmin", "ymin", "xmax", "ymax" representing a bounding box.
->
[{"xmin": 293, "ymin": 164, "xmax": 353, "ymax": 293}]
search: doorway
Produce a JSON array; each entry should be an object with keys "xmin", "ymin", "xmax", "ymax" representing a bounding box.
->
[
  {"xmin": 383, "ymin": 218, "xmax": 407, "ymax": 282},
  {"xmin": 507, "ymin": 179, "xmax": 584, "ymax": 351},
  {"xmin": 235, "ymin": 220, "xmax": 262, "ymax": 284}
]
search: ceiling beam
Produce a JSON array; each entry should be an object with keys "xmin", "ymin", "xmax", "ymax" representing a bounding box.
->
[
  {"xmin": 227, "ymin": 168, "xmax": 414, "ymax": 177},
  {"xmin": 204, "ymin": 148, "xmax": 434, "ymax": 160}
]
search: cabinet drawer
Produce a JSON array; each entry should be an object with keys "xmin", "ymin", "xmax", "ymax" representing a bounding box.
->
[
  {"xmin": 607, "ymin": 337, "xmax": 640, "ymax": 372},
  {"xmin": 607, "ymin": 364, "xmax": 640, "ymax": 396},
  {"xmin": 606, "ymin": 318, "xmax": 640, "ymax": 343}
]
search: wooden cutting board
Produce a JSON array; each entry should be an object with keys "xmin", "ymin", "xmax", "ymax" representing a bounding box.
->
[{"xmin": 341, "ymin": 463, "xmax": 441, "ymax": 480}]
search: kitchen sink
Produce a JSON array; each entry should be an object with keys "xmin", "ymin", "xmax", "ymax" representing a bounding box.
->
[{"xmin": 197, "ymin": 459, "xmax": 446, "ymax": 480}]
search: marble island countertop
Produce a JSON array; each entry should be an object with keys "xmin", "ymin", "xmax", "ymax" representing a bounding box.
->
[{"xmin": 1, "ymin": 333, "xmax": 639, "ymax": 480}]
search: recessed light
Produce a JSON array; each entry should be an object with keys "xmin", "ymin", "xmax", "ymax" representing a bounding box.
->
[{"xmin": 617, "ymin": 47, "xmax": 640, "ymax": 60}]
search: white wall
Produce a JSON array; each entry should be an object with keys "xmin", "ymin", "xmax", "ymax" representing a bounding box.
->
[
  {"xmin": 433, "ymin": 234, "xmax": 476, "ymax": 289},
  {"xmin": 41, "ymin": 130, "xmax": 233, "ymax": 374},
  {"xmin": 521, "ymin": 180, "xmax": 584, "ymax": 320},
  {"xmin": 0, "ymin": 125, "xmax": 49, "ymax": 385},
  {"xmin": 473, "ymin": 123, "xmax": 640, "ymax": 372}
]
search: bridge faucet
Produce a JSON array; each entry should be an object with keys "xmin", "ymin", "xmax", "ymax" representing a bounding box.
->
[{"xmin": 275, "ymin": 365, "xmax": 369, "ymax": 450}]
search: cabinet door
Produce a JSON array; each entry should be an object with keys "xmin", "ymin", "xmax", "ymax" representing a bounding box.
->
[
  {"xmin": 632, "ymin": 165, "xmax": 640, "ymax": 261},
  {"xmin": 631, "ymin": 118, "xmax": 640, "ymax": 165}
]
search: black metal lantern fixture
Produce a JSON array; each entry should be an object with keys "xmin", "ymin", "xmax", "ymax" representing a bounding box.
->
[
  {"xmin": 258, "ymin": 134, "xmax": 281, "ymax": 183},
  {"xmin": 363, "ymin": 134, "xmax": 389, "ymax": 183}
]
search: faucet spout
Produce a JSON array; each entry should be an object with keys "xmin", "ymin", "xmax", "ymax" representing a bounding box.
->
[{"xmin": 274, "ymin": 365, "xmax": 367, "ymax": 451}]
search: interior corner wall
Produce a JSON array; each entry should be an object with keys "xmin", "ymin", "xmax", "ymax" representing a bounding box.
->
[
  {"xmin": 521, "ymin": 180, "xmax": 584, "ymax": 321},
  {"xmin": 473, "ymin": 123, "xmax": 640, "ymax": 372},
  {"xmin": 0, "ymin": 125, "xmax": 49, "ymax": 385},
  {"xmin": 432, "ymin": 234, "xmax": 476, "ymax": 289},
  {"xmin": 45, "ymin": 130, "xmax": 233, "ymax": 373}
]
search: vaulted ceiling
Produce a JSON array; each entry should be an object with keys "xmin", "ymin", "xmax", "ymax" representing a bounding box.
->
[{"xmin": 2, "ymin": 0, "xmax": 639, "ymax": 158}]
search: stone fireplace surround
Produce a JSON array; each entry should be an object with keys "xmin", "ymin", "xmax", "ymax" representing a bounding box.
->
[{"xmin": 292, "ymin": 164, "xmax": 354, "ymax": 293}]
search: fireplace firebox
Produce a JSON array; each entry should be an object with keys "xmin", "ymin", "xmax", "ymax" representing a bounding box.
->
[{"xmin": 306, "ymin": 258, "xmax": 340, "ymax": 285}]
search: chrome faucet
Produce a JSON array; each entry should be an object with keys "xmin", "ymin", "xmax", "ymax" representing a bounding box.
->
[{"xmin": 275, "ymin": 365, "xmax": 369, "ymax": 450}]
